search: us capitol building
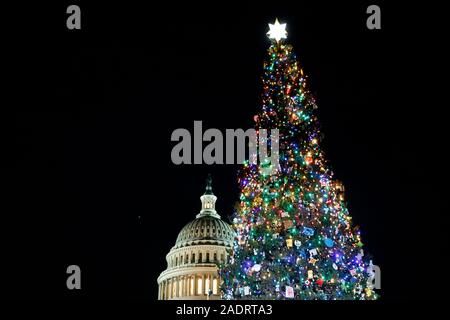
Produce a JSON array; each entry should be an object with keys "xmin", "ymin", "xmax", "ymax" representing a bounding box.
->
[{"xmin": 157, "ymin": 176, "xmax": 235, "ymax": 300}]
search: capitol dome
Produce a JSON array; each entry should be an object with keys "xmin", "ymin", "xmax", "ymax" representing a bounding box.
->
[
  {"xmin": 175, "ymin": 215, "xmax": 234, "ymax": 249},
  {"xmin": 157, "ymin": 176, "xmax": 235, "ymax": 300}
]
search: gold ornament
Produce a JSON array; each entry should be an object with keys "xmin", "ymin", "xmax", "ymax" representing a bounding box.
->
[{"xmin": 286, "ymin": 238, "xmax": 293, "ymax": 248}]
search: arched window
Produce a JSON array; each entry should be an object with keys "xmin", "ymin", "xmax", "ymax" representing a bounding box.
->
[
  {"xmin": 191, "ymin": 253, "xmax": 196, "ymax": 263},
  {"xmin": 213, "ymin": 252, "xmax": 217, "ymax": 262},
  {"xmin": 175, "ymin": 256, "xmax": 178, "ymax": 266},
  {"xmin": 206, "ymin": 252, "xmax": 210, "ymax": 262},
  {"xmin": 198, "ymin": 252, "xmax": 203, "ymax": 263}
]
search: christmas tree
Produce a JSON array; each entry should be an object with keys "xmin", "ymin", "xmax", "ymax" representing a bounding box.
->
[{"xmin": 219, "ymin": 19, "xmax": 378, "ymax": 300}]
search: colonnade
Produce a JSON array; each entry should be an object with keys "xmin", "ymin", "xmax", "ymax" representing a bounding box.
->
[{"xmin": 158, "ymin": 273, "xmax": 220, "ymax": 300}]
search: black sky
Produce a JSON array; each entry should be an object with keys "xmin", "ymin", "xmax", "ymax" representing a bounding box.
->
[{"xmin": 5, "ymin": 1, "xmax": 445, "ymax": 302}]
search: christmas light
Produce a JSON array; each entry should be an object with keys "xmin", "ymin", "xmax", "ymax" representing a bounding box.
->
[{"xmin": 219, "ymin": 21, "xmax": 378, "ymax": 300}]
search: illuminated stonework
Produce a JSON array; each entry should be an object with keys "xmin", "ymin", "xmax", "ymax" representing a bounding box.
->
[{"xmin": 157, "ymin": 176, "xmax": 234, "ymax": 300}]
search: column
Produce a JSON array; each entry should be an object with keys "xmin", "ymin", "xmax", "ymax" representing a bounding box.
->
[
  {"xmin": 180, "ymin": 276, "xmax": 184, "ymax": 297},
  {"xmin": 214, "ymin": 275, "xmax": 218, "ymax": 295},
  {"xmin": 187, "ymin": 275, "xmax": 191, "ymax": 296},
  {"xmin": 210, "ymin": 274, "xmax": 214, "ymax": 299},
  {"xmin": 181, "ymin": 276, "xmax": 185, "ymax": 297},
  {"xmin": 194, "ymin": 274, "xmax": 198, "ymax": 296},
  {"xmin": 164, "ymin": 279, "xmax": 169, "ymax": 300},
  {"xmin": 202, "ymin": 274, "xmax": 206, "ymax": 296},
  {"xmin": 174, "ymin": 277, "xmax": 178, "ymax": 298},
  {"xmin": 186, "ymin": 276, "xmax": 190, "ymax": 296},
  {"xmin": 171, "ymin": 278, "xmax": 175, "ymax": 299},
  {"xmin": 181, "ymin": 276, "xmax": 184, "ymax": 297},
  {"xmin": 179, "ymin": 276, "xmax": 182, "ymax": 298},
  {"xmin": 158, "ymin": 283, "xmax": 161, "ymax": 300},
  {"xmin": 210, "ymin": 274, "xmax": 214, "ymax": 296}
]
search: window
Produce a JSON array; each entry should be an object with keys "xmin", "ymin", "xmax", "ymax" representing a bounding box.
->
[
  {"xmin": 213, "ymin": 253, "xmax": 217, "ymax": 262},
  {"xmin": 175, "ymin": 257, "xmax": 178, "ymax": 266},
  {"xmin": 191, "ymin": 253, "xmax": 195, "ymax": 263},
  {"xmin": 198, "ymin": 252, "xmax": 203, "ymax": 263},
  {"xmin": 206, "ymin": 252, "xmax": 210, "ymax": 262}
]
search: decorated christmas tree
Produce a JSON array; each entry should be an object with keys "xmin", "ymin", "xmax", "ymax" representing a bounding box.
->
[{"xmin": 219, "ymin": 19, "xmax": 378, "ymax": 300}]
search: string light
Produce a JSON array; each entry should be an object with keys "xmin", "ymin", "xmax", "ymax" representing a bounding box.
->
[{"xmin": 219, "ymin": 21, "xmax": 377, "ymax": 300}]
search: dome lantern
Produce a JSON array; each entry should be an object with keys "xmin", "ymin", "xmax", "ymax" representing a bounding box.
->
[{"xmin": 197, "ymin": 174, "xmax": 220, "ymax": 219}]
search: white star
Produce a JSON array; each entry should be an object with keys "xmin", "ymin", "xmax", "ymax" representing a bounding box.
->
[{"xmin": 267, "ymin": 18, "xmax": 287, "ymax": 42}]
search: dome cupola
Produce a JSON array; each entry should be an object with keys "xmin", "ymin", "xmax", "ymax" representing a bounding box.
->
[{"xmin": 174, "ymin": 174, "xmax": 234, "ymax": 249}]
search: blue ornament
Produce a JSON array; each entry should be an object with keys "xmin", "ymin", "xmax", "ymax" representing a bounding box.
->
[
  {"xmin": 324, "ymin": 238, "xmax": 334, "ymax": 247},
  {"xmin": 302, "ymin": 227, "xmax": 314, "ymax": 236}
]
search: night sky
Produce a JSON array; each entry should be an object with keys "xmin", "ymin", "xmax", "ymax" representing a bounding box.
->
[{"xmin": 5, "ymin": 1, "xmax": 445, "ymax": 302}]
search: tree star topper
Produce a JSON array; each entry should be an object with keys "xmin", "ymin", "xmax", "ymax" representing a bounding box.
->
[{"xmin": 267, "ymin": 18, "xmax": 287, "ymax": 42}]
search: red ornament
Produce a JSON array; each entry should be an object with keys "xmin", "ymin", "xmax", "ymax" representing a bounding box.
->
[
  {"xmin": 316, "ymin": 278, "xmax": 324, "ymax": 286},
  {"xmin": 286, "ymin": 85, "xmax": 292, "ymax": 94}
]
